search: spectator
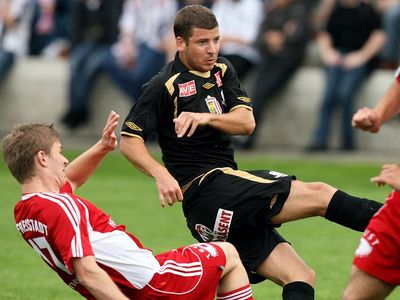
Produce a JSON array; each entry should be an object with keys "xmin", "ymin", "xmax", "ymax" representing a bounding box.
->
[
  {"xmin": 29, "ymin": 0, "xmax": 72, "ymax": 57},
  {"xmin": 306, "ymin": 0, "xmax": 386, "ymax": 152},
  {"xmin": 0, "ymin": 0, "xmax": 34, "ymax": 85},
  {"xmin": 61, "ymin": 0, "xmax": 123, "ymax": 129},
  {"xmin": 376, "ymin": 0, "xmax": 400, "ymax": 70},
  {"xmin": 236, "ymin": 0, "xmax": 311, "ymax": 149},
  {"xmin": 2, "ymin": 111, "xmax": 254, "ymax": 300},
  {"xmin": 102, "ymin": 0, "xmax": 178, "ymax": 103},
  {"xmin": 211, "ymin": 0, "xmax": 263, "ymax": 81}
]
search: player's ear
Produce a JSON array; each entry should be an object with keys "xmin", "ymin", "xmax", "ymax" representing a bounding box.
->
[
  {"xmin": 36, "ymin": 150, "xmax": 48, "ymax": 167},
  {"xmin": 176, "ymin": 36, "xmax": 186, "ymax": 51}
]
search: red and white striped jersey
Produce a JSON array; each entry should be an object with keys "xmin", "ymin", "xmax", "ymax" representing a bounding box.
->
[{"xmin": 14, "ymin": 182, "xmax": 160, "ymax": 298}]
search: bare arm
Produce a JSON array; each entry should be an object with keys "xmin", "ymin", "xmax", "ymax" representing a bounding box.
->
[
  {"xmin": 120, "ymin": 136, "xmax": 183, "ymax": 207},
  {"xmin": 173, "ymin": 107, "xmax": 255, "ymax": 138},
  {"xmin": 72, "ymin": 256, "xmax": 129, "ymax": 300},
  {"xmin": 66, "ymin": 111, "xmax": 119, "ymax": 191},
  {"xmin": 352, "ymin": 80, "xmax": 400, "ymax": 132}
]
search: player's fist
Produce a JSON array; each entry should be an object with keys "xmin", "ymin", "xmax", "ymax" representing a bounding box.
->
[{"xmin": 352, "ymin": 107, "xmax": 381, "ymax": 133}]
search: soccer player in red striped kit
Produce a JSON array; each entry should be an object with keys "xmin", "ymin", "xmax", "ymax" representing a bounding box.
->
[
  {"xmin": 342, "ymin": 68, "xmax": 400, "ymax": 299},
  {"xmin": 3, "ymin": 111, "xmax": 253, "ymax": 300}
]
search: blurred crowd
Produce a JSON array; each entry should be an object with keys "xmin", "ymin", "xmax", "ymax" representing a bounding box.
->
[{"xmin": 0, "ymin": 0, "xmax": 399, "ymax": 151}]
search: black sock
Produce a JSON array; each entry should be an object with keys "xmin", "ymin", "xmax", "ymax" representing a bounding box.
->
[
  {"xmin": 325, "ymin": 190, "xmax": 383, "ymax": 231},
  {"xmin": 282, "ymin": 281, "xmax": 314, "ymax": 300}
]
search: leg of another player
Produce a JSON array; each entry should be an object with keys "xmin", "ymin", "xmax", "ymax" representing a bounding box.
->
[
  {"xmin": 271, "ymin": 180, "xmax": 382, "ymax": 232},
  {"xmin": 341, "ymin": 266, "xmax": 394, "ymax": 300},
  {"xmin": 216, "ymin": 242, "xmax": 254, "ymax": 300},
  {"xmin": 256, "ymin": 242, "xmax": 316, "ymax": 300}
]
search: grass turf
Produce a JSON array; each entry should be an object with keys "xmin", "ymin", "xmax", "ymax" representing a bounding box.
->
[{"xmin": 1, "ymin": 150, "xmax": 399, "ymax": 299}]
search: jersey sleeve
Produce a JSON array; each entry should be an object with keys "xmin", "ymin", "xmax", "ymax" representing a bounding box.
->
[
  {"xmin": 43, "ymin": 194, "xmax": 94, "ymax": 273},
  {"xmin": 218, "ymin": 57, "xmax": 253, "ymax": 112},
  {"xmin": 121, "ymin": 77, "xmax": 168, "ymax": 140}
]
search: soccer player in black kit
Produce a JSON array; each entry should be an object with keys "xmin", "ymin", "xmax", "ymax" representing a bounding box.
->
[{"xmin": 120, "ymin": 5, "xmax": 383, "ymax": 300}]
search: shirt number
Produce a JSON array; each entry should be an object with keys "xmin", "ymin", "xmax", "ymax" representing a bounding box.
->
[{"xmin": 28, "ymin": 236, "xmax": 72, "ymax": 274}]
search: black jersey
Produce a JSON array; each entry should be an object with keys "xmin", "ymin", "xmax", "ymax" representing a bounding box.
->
[{"xmin": 121, "ymin": 55, "xmax": 253, "ymax": 186}]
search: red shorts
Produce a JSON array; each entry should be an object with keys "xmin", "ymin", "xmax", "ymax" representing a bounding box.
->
[
  {"xmin": 133, "ymin": 243, "xmax": 226, "ymax": 299},
  {"xmin": 353, "ymin": 190, "xmax": 400, "ymax": 285}
]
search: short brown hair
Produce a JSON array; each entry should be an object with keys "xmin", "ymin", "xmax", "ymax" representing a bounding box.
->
[
  {"xmin": 2, "ymin": 123, "xmax": 60, "ymax": 184},
  {"xmin": 173, "ymin": 4, "xmax": 219, "ymax": 43}
]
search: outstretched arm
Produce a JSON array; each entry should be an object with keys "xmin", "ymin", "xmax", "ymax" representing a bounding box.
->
[
  {"xmin": 120, "ymin": 136, "xmax": 183, "ymax": 208},
  {"xmin": 173, "ymin": 107, "xmax": 255, "ymax": 138},
  {"xmin": 352, "ymin": 79, "xmax": 400, "ymax": 133},
  {"xmin": 66, "ymin": 111, "xmax": 119, "ymax": 191},
  {"xmin": 73, "ymin": 256, "xmax": 129, "ymax": 300}
]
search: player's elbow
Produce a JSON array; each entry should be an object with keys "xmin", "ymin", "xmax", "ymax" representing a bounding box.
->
[{"xmin": 243, "ymin": 119, "xmax": 255, "ymax": 135}]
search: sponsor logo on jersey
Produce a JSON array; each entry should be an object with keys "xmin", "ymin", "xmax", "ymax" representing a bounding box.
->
[
  {"xmin": 194, "ymin": 209, "xmax": 234, "ymax": 242},
  {"xmin": 205, "ymin": 95, "xmax": 222, "ymax": 114},
  {"xmin": 237, "ymin": 96, "xmax": 251, "ymax": 103},
  {"xmin": 214, "ymin": 71, "xmax": 223, "ymax": 87},
  {"xmin": 125, "ymin": 121, "xmax": 143, "ymax": 132},
  {"xmin": 203, "ymin": 82, "xmax": 215, "ymax": 89},
  {"xmin": 179, "ymin": 80, "xmax": 197, "ymax": 97}
]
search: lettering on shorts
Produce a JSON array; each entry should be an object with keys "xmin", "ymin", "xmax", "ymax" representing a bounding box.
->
[
  {"xmin": 195, "ymin": 208, "xmax": 233, "ymax": 242},
  {"xmin": 355, "ymin": 229, "xmax": 380, "ymax": 257}
]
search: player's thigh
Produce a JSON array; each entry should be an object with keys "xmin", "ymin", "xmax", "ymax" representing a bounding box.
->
[
  {"xmin": 341, "ymin": 266, "xmax": 395, "ymax": 300},
  {"xmin": 271, "ymin": 180, "xmax": 336, "ymax": 224},
  {"xmin": 255, "ymin": 242, "xmax": 316, "ymax": 287}
]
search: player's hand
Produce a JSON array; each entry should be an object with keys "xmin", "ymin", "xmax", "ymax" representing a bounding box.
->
[
  {"xmin": 352, "ymin": 107, "xmax": 381, "ymax": 133},
  {"xmin": 371, "ymin": 164, "xmax": 400, "ymax": 190},
  {"xmin": 173, "ymin": 112, "xmax": 211, "ymax": 138},
  {"xmin": 100, "ymin": 111, "xmax": 119, "ymax": 152},
  {"xmin": 154, "ymin": 170, "xmax": 183, "ymax": 208}
]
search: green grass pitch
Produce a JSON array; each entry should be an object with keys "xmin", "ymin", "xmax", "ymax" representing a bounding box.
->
[{"xmin": 1, "ymin": 149, "xmax": 399, "ymax": 299}]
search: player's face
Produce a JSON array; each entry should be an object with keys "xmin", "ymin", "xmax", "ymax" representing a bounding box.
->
[
  {"xmin": 177, "ymin": 27, "xmax": 220, "ymax": 72},
  {"xmin": 48, "ymin": 141, "xmax": 69, "ymax": 187}
]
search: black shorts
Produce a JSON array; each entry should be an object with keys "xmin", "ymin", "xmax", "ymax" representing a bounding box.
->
[{"xmin": 182, "ymin": 167, "xmax": 294, "ymax": 277}]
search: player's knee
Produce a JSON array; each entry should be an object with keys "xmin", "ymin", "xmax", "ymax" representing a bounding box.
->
[
  {"xmin": 218, "ymin": 242, "xmax": 241, "ymax": 266},
  {"xmin": 341, "ymin": 286, "xmax": 360, "ymax": 300},
  {"xmin": 286, "ymin": 265, "xmax": 316, "ymax": 287}
]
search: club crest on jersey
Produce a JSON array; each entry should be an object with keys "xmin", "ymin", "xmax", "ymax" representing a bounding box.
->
[
  {"xmin": 214, "ymin": 71, "xmax": 223, "ymax": 87},
  {"xmin": 205, "ymin": 95, "xmax": 222, "ymax": 114},
  {"xmin": 179, "ymin": 80, "xmax": 197, "ymax": 97}
]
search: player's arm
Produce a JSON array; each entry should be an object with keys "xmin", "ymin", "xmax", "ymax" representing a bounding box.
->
[
  {"xmin": 352, "ymin": 79, "xmax": 400, "ymax": 133},
  {"xmin": 66, "ymin": 111, "xmax": 119, "ymax": 191},
  {"xmin": 173, "ymin": 106, "xmax": 255, "ymax": 137},
  {"xmin": 72, "ymin": 256, "xmax": 129, "ymax": 300},
  {"xmin": 120, "ymin": 135, "xmax": 183, "ymax": 207}
]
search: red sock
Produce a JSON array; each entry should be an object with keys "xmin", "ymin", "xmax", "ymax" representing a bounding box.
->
[{"xmin": 217, "ymin": 284, "xmax": 253, "ymax": 299}]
